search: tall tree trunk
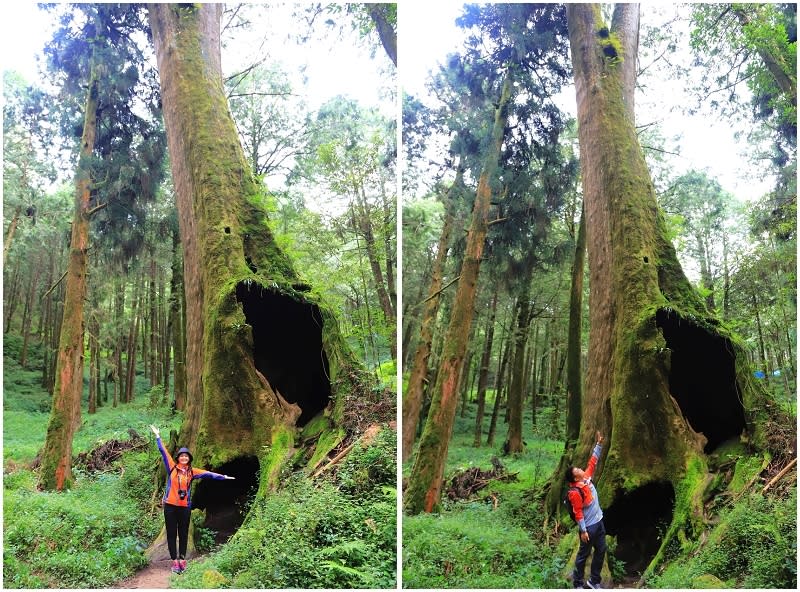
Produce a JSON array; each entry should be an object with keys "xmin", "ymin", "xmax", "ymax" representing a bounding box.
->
[
  {"xmin": 39, "ymin": 52, "xmax": 99, "ymax": 491},
  {"xmin": 147, "ymin": 4, "xmax": 372, "ymax": 474},
  {"xmin": 565, "ymin": 4, "xmax": 780, "ymax": 578},
  {"xmin": 473, "ymin": 290, "xmax": 499, "ymax": 447},
  {"xmin": 402, "ymin": 171, "xmax": 460, "ymax": 461},
  {"xmin": 405, "ymin": 71, "xmax": 512, "ymax": 514},
  {"xmin": 125, "ymin": 278, "xmax": 142, "ymax": 404}
]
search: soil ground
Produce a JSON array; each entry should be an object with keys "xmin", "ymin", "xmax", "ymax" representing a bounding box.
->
[{"xmin": 115, "ymin": 558, "xmax": 174, "ymax": 589}]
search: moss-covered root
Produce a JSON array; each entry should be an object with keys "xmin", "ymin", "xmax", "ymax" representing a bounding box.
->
[
  {"xmin": 259, "ymin": 424, "xmax": 295, "ymax": 494},
  {"xmin": 642, "ymin": 456, "xmax": 710, "ymax": 581}
]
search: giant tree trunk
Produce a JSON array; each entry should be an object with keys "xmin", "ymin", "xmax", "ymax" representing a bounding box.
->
[
  {"xmin": 405, "ymin": 71, "xmax": 513, "ymax": 514},
  {"xmin": 147, "ymin": 2, "xmax": 372, "ymax": 480},
  {"xmin": 39, "ymin": 57, "xmax": 99, "ymax": 491},
  {"xmin": 565, "ymin": 3, "xmax": 779, "ymax": 579}
]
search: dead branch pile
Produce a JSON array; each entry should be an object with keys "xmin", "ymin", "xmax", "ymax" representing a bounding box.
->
[
  {"xmin": 446, "ymin": 457, "xmax": 518, "ymax": 501},
  {"xmin": 341, "ymin": 383, "xmax": 396, "ymax": 434},
  {"xmin": 74, "ymin": 429, "xmax": 149, "ymax": 472}
]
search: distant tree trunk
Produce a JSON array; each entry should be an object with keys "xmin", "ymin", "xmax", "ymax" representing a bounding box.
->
[
  {"xmin": 3, "ymin": 208, "xmax": 21, "ymax": 267},
  {"xmin": 404, "ymin": 71, "xmax": 512, "ymax": 514},
  {"xmin": 88, "ymin": 309, "xmax": 99, "ymax": 414},
  {"xmin": 474, "ymin": 290, "xmax": 499, "ymax": 447},
  {"xmin": 529, "ymin": 320, "xmax": 540, "ymax": 427},
  {"xmin": 20, "ymin": 262, "xmax": 41, "ymax": 369},
  {"xmin": 505, "ymin": 276, "xmax": 533, "ymax": 454},
  {"xmin": 563, "ymin": 4, "xmax": 780, "ymax": 577},
  {"xmin": 148, "ymin": 4, "xmax": 372, "ymax": 473},
  {"xmin": 4, "ymin": 264, "xmax": 21, "ymax": 333},
  {"xmin": 402, "ymin": 172, "xmax": 459, "ymax": 462},
  {"xmin": 487, "ymin": 314, "xmax": 511, "ymax": 448},
  {"xmin": 125, "ymin": 279, "xmax": 142, "ymax": 403},
  {"xmin": 39, "ymin": 49, "xmax": 99, "ymax": 491}
]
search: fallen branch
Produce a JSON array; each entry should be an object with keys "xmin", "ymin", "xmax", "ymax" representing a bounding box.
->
[
  {"xmin": 762, "ymin": 458, "xmax": 797, "ymax": 495},
  {"xmin": 311, "ymin": 442, "xmax": 355, "ymax": 478}
]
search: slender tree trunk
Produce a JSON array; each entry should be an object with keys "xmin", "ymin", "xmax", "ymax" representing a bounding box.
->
[
  {"xmin": 4, "ymin": 264, "xmax": 21, "ymax": 334},
  {"xmin": 474, "ymin": 290, "xmax": 499, "ymax": 447},
  {"xmin": 125, "ymin": 279, "xmax": 142, "ymax": 403},
  {"xmin": 39, "ymin": 51, "xmax": 99, "ymax": 491},
  {"xmin": 405, "ymin": 71, "xmax": 512, "ymax": 514},
  {"xmin": 505, "ymin": 276, "xmax": 533, "ymax": 454},
  {"xmin": 20, "ymin": 263, "xmax": 41, "ymax": 369},
  {"xmin": 3, "ymin": 208, "xmax": 21, "ymax": 267},
  {"xmin": 487, "ymin": 309, "xmax": 511, "ymax": 448},
  {"xmin": 88, "ymin": 310, "xmax": 99, "ymax": 414},
  {"xmin": 402, "ymin": 172, "xmax": 460, "ymax": 461}
]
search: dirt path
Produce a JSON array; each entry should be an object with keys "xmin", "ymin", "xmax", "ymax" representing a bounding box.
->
[{"xmin": 115, "ymin": 558, "xmax": 174, "ymax": 589}]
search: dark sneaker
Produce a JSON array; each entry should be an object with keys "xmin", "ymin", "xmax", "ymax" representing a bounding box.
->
[
  {"xmin": 584, "ymin": 580, "xmax": 601, "ymax": 589},
  {"xmin": 573, "ymin": 581, "xmax": 585, "ymax": 589}
]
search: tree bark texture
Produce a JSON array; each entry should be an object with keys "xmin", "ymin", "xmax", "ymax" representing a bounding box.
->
[
  {"xmin": 505, "ymin": 277, "xmax": 533, "ymax": 454},
  {"xmin": 473, "ymin": 290, "xmax": 499, "ymax": 447},
  {"xmin": 405, "ymin": 71, "xmax": 513, "ymax": 514},
  {"xmin": 148, "ymin": 4, "xmax": 371, "ymax": 469},
  {"xmin": 402, "ymin": 180, "xmax": 458, "ymax": 461},
  {"xmin": 39, "ymin": 59, "xmax": 99, "ymax": 491},
  {"xmin": 566, "ymin": 4, "xmax": 780, "ymax": 577}
]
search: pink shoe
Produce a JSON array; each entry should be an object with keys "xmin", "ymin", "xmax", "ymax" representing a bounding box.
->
[
  {"xmin": 171, "ymin": 560, "xmax": 181, "ymax": 574},
  {"xmin": 179, "ymin": 559, "xmax": 187, "ymax": 572}
]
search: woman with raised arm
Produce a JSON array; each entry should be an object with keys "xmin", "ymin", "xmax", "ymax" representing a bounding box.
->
[{"xmin": 149, "ymin": 425, "xmax": 235, "ymax": 574}]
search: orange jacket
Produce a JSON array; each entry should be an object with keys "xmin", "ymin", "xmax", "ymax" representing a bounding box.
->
[{"xmin": 157, "ymin": 437, "xmax": 227, "ymax": 508}]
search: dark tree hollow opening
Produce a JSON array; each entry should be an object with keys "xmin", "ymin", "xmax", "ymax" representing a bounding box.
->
[
  {"xmin": 603, "ymin": 481, "xmax": 675, "ymax": 577},
  {"xmin": 656, "ymin": 309, "xmax": 746, "ymax": 453},
  {"xmin": 191, "ymin": 456, "xmax": 259, "ymax": 545},
  {"xmin": 236, "ymin": 283, "xmax": 331, "ymax": 426}
]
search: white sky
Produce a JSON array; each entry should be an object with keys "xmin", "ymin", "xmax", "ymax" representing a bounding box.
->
[
  {"xmin": 1, "ymin": 2, "xmax": 778, "ymax": 205},
  {"xmin": 399, "ymin": 1, "xmax": 775, "ymax": 203}
]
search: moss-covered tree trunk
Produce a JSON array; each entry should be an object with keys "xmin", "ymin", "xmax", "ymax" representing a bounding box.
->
[
  {"xmin": 402, "ymin": 169, "xmax": 460, "ymax": 462},
  {"xmin": 404, "ymin": 71, "xmax": 512, "ymax": 515},
  {"xmin": 147, "ymin": 3, "xmax": 369, "ymax": 475},
  {"xmin": 38, "ymin": 58, "xmax": 99, "ymax": 491},
  {"xmin": 563, "ymin": 3, "xmax": 779, "ymax": 579}
]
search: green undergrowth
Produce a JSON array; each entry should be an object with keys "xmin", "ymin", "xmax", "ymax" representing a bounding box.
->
[
  {"xmin": 648, "ymin": 489, "xmax": 796, "ymax": 589},
  {"xmin": 3, "ymin": 337, "xmax": 182, "ymax": 588},
  {"xmin": 3, "ymin": 456, "xmax": 162, "ymax": 588},
  {"xmin": 175, "ymin": 428, "xmax": 397, "ymax": 589},
  {"xmin": 404, "ymin": 398, "xmax": 566, "ymax": 588}
]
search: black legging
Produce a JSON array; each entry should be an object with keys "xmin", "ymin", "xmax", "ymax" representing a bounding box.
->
[{"xmin": 164, "ymin": 503, "xmax": 191, "ymax": 560}]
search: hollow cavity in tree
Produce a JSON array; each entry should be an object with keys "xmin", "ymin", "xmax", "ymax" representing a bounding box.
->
[{"xmin": 235, "ymin": 282, "xmax": 331, "ymax": 426}]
